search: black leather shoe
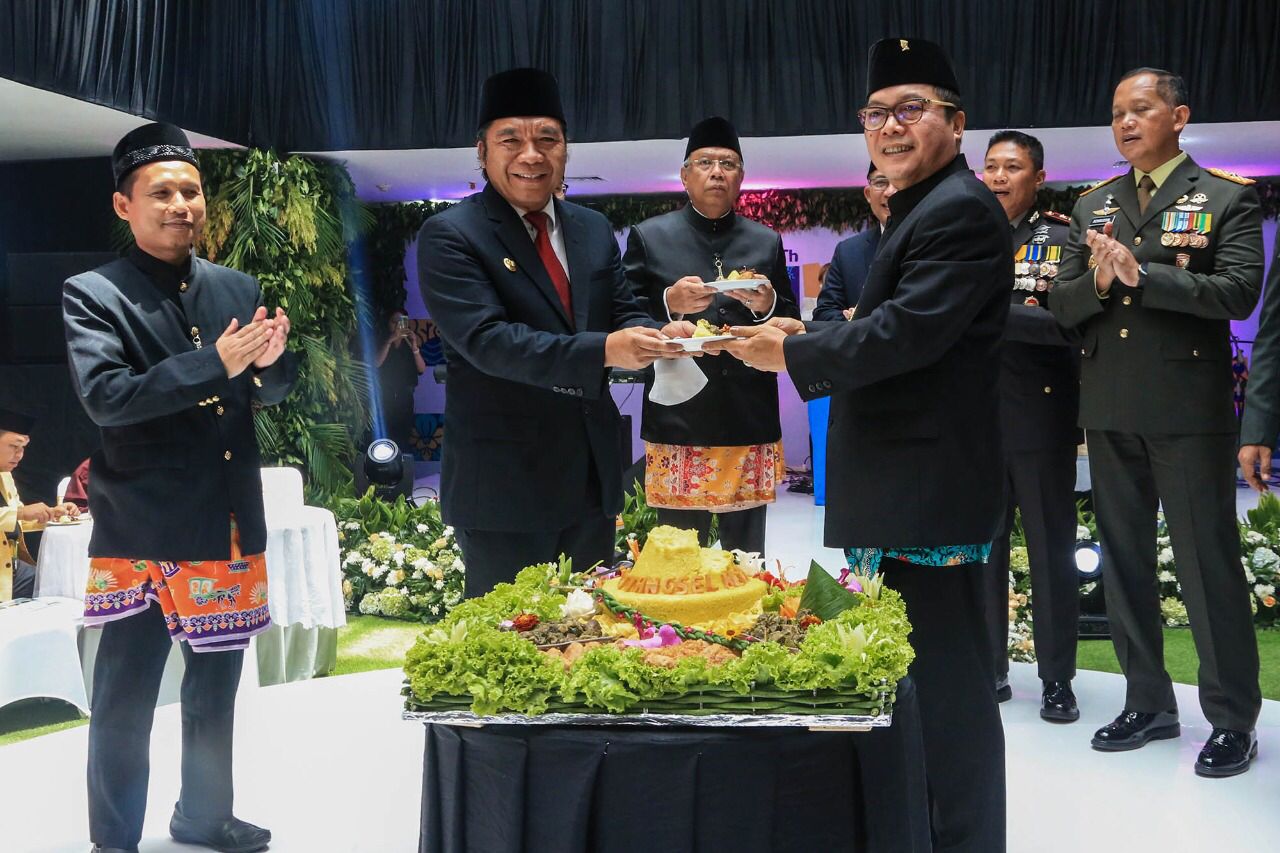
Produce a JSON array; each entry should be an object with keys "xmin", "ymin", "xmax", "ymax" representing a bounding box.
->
[
  {"xmin": 995, "ymin": 674, "xmax": 1012, "ymax": 703},
  {"xmin": 1040, "ymin": 680, "xmax": 1080, "ymax": 723},
  {"xmin": 92, "ymin": 846, "xmax": 139, "ymax": 853},
  {"xmin": 170, "ymin": 804, "xmax": 271, "ymax": 853},
  {"xmin": 1195, "ymin": 728, "xmax": 1258, "ymax": 778},
  {"xmin": 1091, "ymin": 709, "xmax": 1180, "ymax": 751}
]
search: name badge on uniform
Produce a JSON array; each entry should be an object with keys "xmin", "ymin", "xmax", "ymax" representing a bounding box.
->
[{"xmin": 1089, "ymin": 215, "xmax": 1115, "ymax": 230}]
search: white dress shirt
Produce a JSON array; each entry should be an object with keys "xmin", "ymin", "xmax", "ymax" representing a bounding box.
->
[{"xmin": 510, "ymin": 197, "xmax": 570, "ymax": 281}]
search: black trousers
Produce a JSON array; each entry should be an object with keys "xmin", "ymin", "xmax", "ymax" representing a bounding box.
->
[
  {"xmin": 881, "ymin": 559, "xmax": 1005, "ymax": 853},
  {"xmin": 654, "ymin": 505, "xmax": 767, "ymax": 553},
  {"xmin": 984, "ymin": 445, "xmax": 1080, "ymax": 682},
  {"xmin": 1087, "ymin": 429, "xmax": 1261, "ymax": 731},
  {"xmin": 87, "ymin": 602, "xmax": 244, "ymax": 848},
  {"xmin": 455, "ymin": 511, "xmax": 615, "ymax": 599},
  {"xmin": 13, "ymin": 557, "xmax": 36, "ymax": 598}
]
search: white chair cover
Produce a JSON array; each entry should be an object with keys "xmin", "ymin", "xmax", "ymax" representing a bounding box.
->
[{"xmin": 260, "ymin": 466, "xmax": 305, "ymax": 527}]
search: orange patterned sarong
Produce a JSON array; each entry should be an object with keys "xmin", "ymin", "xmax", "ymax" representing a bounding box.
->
[
  {"xmin": 644, "ymin": 441, "xmax": 785, "ymax": 512},
  {"xmin": 83, "ymin": 518, "xmax": 271, "ymax": 652}
]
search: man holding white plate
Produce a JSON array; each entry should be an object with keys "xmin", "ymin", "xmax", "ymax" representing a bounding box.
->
[{"xmin": 623, "ymin": 116, "xmax": 800, "ymax": 554}]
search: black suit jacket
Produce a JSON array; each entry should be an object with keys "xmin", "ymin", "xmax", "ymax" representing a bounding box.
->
[
  {"xmin": 417, "ymin": 184, "xmax": 657, "ymax": 532},
  {"xmin": 1051, "ymin": 156, "xmax": 1264, "ymax": 434},
  {"xmin": 785, "ymin": 156, "xmax": 1010, "ymax": 548},
  {"xmin": 813, "ymin": 226, "xmax": 881, "ymax": 321},
  {"xmin": 1000, "ymin": 210, "xmax": 1082, "ymax": 452},
  {"xmin": 63, "ymin": 255, "xmax": 297, "ymax": 560},
  {"xmin": 624, "ymin": 205, "xmax": 799, "ymax": 446}
]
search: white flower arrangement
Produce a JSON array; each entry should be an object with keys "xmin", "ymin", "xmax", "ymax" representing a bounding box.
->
[{"xmin": 337, "ymin": 494, "xmax": 466, "ymax": 622}]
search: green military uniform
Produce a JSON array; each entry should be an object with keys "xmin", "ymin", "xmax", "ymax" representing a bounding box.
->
[{"xmin": 1051, "ymin": 154, "xmax": 1264, "ymax": 732}]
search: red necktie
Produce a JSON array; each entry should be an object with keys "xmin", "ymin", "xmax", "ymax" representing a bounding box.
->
[{"xmin": 524, "ymin": 211, "xmax": 573, "ymax": 322}]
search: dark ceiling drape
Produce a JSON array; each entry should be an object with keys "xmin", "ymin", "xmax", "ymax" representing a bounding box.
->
[{"xmin": 2, "ymin": 0, "xmax": 1278, "ymax": 150}]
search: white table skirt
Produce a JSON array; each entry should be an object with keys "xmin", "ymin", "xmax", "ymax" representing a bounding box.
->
[
  {"xmin": 0, "ymin": 597, "xmax": 91, "ymax": 713},
  {"xmin": 34, "ymin": 507, "xmax": 347, "ymax": 631}
]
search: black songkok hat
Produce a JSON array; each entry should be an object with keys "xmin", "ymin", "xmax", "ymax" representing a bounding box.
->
[
  {"xmin": 685, "ymin": 116, "xmax": 742, "ymax": 160},
  {"xmin": 0, "ymin": 406, "xmax": 35, "ymax": 436},
  {"xmin": 477, "ymin": 68, "xmax": 566, "ymax": 129},
  {"xmin": 111, "ymin": 122, "xmax": 199, "ymax": 187},
  {"xmin": 866, "ymin": 37, "xmax": 961, "ymax": 99}
]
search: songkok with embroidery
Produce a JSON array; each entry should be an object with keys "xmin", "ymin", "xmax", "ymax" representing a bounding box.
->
[{"xmin": 111, "ymin": 122, "xmax": 199, "ymax": 187}]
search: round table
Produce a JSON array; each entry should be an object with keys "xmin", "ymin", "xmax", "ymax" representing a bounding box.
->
[{"xmin": 34, "ymin": 507, "xmax": 346, "ymax": 687}]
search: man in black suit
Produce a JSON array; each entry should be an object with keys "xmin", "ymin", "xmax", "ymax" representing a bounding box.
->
[
  {"xmin": 418, "ymin": 68, "xmax": 691, "ymax": 597},
  {"xmin": 1051, "ymin": 68, "xmax": 1263, "ymax": 777},
  {"xmin": 980, "ymin": 130, "xmax": 1083, "ymax": 721},
  {"xmin": 813, "ymin": 162, "xmax": 892, "ymax": 321},
  {"xmin": 1239, "ymin": 237, "xmax": 1280, "ymax": 487},
  {"xmin": 722, "ymin": 38, "xmax": 1009, "ymax": 851},
  {"xmin": 64, "ymin": 123, "xmax": 292, "ymax": 853}
]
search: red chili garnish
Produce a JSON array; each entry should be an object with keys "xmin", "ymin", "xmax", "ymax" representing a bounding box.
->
[
  {"xmin": 512, "ymin": 613, "xmax": 540, "ymax": 632},
  {"xmin": 799, "ymin": 614, "xmax": 822, "ymax": 628}
]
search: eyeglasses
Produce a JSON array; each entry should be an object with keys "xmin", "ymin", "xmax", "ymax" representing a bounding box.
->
[
  {"xmin": 857, "ymin": 98, "xmax": 957, "ymax": 131},
  {"xmin": 686, "ymin": 157, "xmax": 742, "ymax": 173},
  {"xmin": 867, "ymin": 178, "xmax": 891, "ymax": 190}
]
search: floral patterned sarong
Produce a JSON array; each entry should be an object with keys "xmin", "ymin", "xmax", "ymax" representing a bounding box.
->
[
  {"xmin": 644, "ymin": 441, "xmax": 785, "ymax": 512},
  {"xmin": 83, "ymin": 518, "xmax": 271, "ymax": 653}
]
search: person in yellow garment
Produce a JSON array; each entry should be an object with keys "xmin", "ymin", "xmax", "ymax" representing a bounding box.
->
[{"xmin": 0, "ymin": 407, "xmax": 79, "ymax": 600}]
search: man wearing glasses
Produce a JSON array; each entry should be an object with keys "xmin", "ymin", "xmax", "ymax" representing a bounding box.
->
[
  {"xmin": 813, "ymin": 163, "xmax": 892, "ymax": 321},
  {"xmin": 624, "ymin": 116, "xmax": 799, "ymax": 554},
  {"xmin": 719, "ymin": 38, "xmax": 1010, "ymax": 850}
]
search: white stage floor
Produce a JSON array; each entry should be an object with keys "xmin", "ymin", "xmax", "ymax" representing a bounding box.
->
[
  {"xmin": 5, "ymin": 483, "xmax": 1274, "ymax": 851},
  {"xmin": 2, "ymin": 662, "xmax": 1278, "ymax": 851}
]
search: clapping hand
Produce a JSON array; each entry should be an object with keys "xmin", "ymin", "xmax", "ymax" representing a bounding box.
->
[
  {"xmin": 252, "ymin": 306, "xmax": 291, "ymax": 369},
  {"xmin": 1085, "ymin": 223, "xmax": 1141, "ymax": 292}
]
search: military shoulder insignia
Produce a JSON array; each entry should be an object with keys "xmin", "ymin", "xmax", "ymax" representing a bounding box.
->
[
  {"xmin": 1205, "ymin": 167, "xmax": 1255, "ymax": 185},
  {"xmin": 1043, "ymin": 210, "xmax": 1070, "ymax": 224},
  {"xmin": 1078, "ymin": 175, "xmax": 1122, "ymax": 197}
]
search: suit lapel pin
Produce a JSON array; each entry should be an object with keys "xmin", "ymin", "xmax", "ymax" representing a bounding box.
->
[{"xmin": 503, "ymin": 257, "xmax": 517, "ymax": 272}]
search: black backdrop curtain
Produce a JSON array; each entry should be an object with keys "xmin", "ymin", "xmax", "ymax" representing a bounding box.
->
[{"xmin": 2, "ymin": 0, "xmax": 1279, "ymax": 150}]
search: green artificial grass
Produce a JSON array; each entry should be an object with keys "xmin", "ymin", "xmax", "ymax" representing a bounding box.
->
[
  {"xmin": 327, "ymin": 613, "xmax": 424, "ymax": 676},
  {"xmin": 1075, "ymin": 627, "xmax": 1280, "ymax": 701},
  {"xmin": 0, "ymin": 699, "xmax": 87, "ymax": 747}
]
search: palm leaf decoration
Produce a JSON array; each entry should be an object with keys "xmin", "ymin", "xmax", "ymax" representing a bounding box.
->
[{"xmin": 197, "ymin": 148, "xmax": 371, "ymax": 501}]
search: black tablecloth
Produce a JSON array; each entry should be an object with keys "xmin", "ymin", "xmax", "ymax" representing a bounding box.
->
[{"xmin": 418, "ymin": 678, "xmax": 930, "ymax": 853}]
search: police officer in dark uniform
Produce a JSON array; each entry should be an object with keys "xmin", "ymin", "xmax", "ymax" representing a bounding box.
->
[
  {"xmin": 980, "ymin": 131, "xmax": 1083, "ymax": 722},
  {"xmin": 1051, "ymin": 68, "xmax": 1264, "ymax": 777}
]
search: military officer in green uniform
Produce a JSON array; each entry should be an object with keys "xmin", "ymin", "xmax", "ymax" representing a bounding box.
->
[{"xmin": 1051, "ymin": 67, "xmax": 1265, "ymax": 777}]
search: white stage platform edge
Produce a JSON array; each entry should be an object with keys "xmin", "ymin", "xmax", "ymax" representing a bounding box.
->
[{"xmin": 1, "ymin": 662, "xmax": 1277, "ymax": 852}]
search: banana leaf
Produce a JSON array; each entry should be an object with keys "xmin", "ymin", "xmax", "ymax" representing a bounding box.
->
[{"xmin": 797, "ymin": 560, "xmax": 860, "ymax": 620}]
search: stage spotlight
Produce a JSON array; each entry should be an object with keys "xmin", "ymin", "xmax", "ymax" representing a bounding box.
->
[
  {"xmin": 1075, "ymin": 542, "xmax": 1102, "ymax": 582},
  {"xmin": 360, "ymin": 438, "xmax": 413, "ymax": 500}
]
